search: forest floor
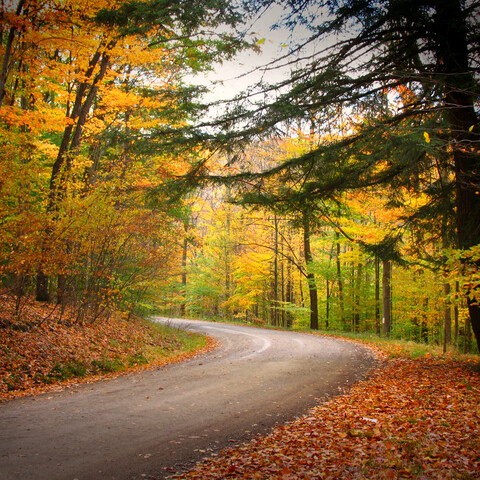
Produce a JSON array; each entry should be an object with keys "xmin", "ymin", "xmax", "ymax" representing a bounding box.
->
[
  {"xmin": 1, "ymin": 300, "xmax": 479, "ymax": 479},
  {"xmin": 0, "ymin": 296, "xmax": 214, "ymax": 402},
  {"xmin": 173, "ymin": 338, "xmax": 480, "ymax": 480}
]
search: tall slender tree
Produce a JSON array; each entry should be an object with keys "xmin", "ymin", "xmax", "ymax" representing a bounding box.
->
[{"xmin": 185, "ymin": 0, "xmax": 480, "ymax": 349}]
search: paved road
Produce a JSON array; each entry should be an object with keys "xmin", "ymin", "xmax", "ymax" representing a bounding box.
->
[{"xmin": 0, "ymin": 318, "xmax": 375, "ymax": 480}]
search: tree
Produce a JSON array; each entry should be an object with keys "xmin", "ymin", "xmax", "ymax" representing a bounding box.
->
[
  {"xmin": 301, "ymin": 207, "xmax": 319, "ymax": 329},
  {"xmin": 184, "ymin": 0, "xmax": 480, "ymax": 350},
  {"xmin": 0, "ymin": 0, "xmax": 251, "ymax": 321}
]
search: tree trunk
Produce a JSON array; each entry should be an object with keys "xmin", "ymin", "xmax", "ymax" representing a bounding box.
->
[
  {"xmin": 434, "ymin": 0, "xmax": 480, "ymax": 351},
  {"xmin": 285, "ymin": 244, "xmax": 294, "ymax": 328},
  {"xmin": 443, "ymin": 280, "xmax": 451, "ymax": 353},
  {"xmin": 375, "ymin": 256, "xmax": 381, "ymax": 335},
  {"xmin": 325, "ymin": 279, "xmax": 330, "ymax": 329},
  {"xmin": 57, "ymin": 274, "xmax": 67, "ymax": 306},
  {"xmin": 464, "ymin": 315, "xmax": 472, "ymax": 353},
  {"xmin": 271, "ymin": 215, "xmax": 279, "ymax": 326},
  {"xmin": 224, "ymin": 211, "xmax": 232, "ymax": 320},
  {"xmin": 36, "ymin": 272, "xmax": 49, "ymax": 302},
  {"xmin": 0, "ymin": 0, "xmax": 26, "ymax": 109},
  {"xmin": 180, "ymin": 235, "xmax": 188, "ymax": 317},
  {"xmin": 303, "ymin": 209, "xmax": 318, "ymax": 330},
  {"xmin": 335, "ymin": 233, "xmax": 345, "ymax": 326},
  {"xmin": 36, "ymin": 43, "xmax": 115, "ymax": 302},
  {"xmin": 454, "ymin": 281, "xmax": 459, "ymax": 347},
  {"xmin": 49, "ymin": 45, "xmax": 114, "ymax": 207},
  {"xmin": 353, "ymin": 262, "xmax": 362, "ymax": 332},
  {"xmin": 280, "ymin": 231, "xmax": 286, "ymax": 326},
  {"xmin": 382, "ymin": 259, "xmax": 392, "ymax": 336}
]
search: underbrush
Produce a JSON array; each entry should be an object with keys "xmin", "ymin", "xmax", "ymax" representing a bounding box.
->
[
  {"xmin": 310, "ymin": 329, "xmax": 479, "ymax": 362},
  {"xmin": 0, "ymin": 299, "xmax": 210, "ymax": 401}
]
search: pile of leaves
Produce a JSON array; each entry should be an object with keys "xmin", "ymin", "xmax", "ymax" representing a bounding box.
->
[
  {"xmin": 0, "ymin": 296, "xmax": 213, "ymax": 401},
  {"xmin": 174, "ymin": 345, "xmax": 480, "ymax": 479}
]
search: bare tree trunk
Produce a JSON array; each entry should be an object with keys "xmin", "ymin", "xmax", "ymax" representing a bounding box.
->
[
  {"xmin": 382, "ymin": 260, "xmax": 392, "ymax": 336},
  {"xmin": 375, "ymin": 256, "xmax": 381, "ymax": 335},
  {"xmin": 335, "ymin": 233, "xmax": 345, "ymax": 326},
  {"xmin": 325, "ymin": 279, "xmax": 330, "ymax": 329},
  {"xmin": 454, "ymin": 281, "xmax": 459, "ymax": 347},
  {"xmin": 434, "ymin": 0, "xmax": 480, "ymax": 352},
  {"xmin": 353, "ymin": 262, "xmax": 362, "ymax": 332},
  {"xmin": 286, "ymin": 254, "xmax": 294, "ymax": 328},
  {"xmin": 303, "ymin": 209, "xmax": 318, "ymax": 330},
  {"xmin": 443, "ymin": 281, "xmax": 451, "ymax": 353},
  {"xmin": 280, "ymin": 231, "xmax": 286, "ymax": 326},
  {"xmin": 224, "ymin": 211, "xmax": 232, "ymax": 320},
  {"xmin": 464, "ymin": 315, "xmax": 472, "ymax": 353},
  {"xmin": 180, "ymin": 236, "xmax": 188, "ymax": 317}
]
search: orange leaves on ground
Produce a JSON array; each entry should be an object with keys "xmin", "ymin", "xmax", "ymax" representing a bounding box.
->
[
  {"xmin": 176, "ymin": 354, "xmax": 480, "ymax": 479},
  {"xmin": 0, "ymin": 296, "xmax": 215, "ymax": 402}
]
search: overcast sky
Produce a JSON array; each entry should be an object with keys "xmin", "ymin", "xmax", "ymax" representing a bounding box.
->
[{"xmin": 192, "ymin": 3, "xmax": 321, "ymax": 104}]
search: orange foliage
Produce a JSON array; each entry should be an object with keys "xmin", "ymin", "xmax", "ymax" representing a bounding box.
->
[
  {"xmin": 0, "ymin": 295, "xmax": 216, "ymax": 401},
  {"xmin": 176, "ymin": 348, "xmax": 480, "ymax": 479},
  {"xmin": 0, "ymin": 0, "xmax": 194, "ymax": 318}
]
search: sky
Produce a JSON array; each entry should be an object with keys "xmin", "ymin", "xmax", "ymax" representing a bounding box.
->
[{"xmin": 190, "ymin": 3, "xmax": 322, "ymax": 105}]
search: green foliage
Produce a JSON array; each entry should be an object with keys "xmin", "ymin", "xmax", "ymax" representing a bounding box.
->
[
  {"xmin": 48, "ymin": 361, "xmax": 88, "ymax": 381},
  {"xmin": 446, "ymin": 246, "xmax": 480, "ymax": 302},
  {"xmin": 0, "ymin": 0, "xmax": 257, "ymax": 324},
  {"xmin": 175, "ymin": 0, "xmax": 480, "ymax": 350}
]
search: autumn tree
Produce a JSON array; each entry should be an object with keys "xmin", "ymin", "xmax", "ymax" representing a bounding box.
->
[
  {"xmin": 180, "ymin": 0, "xmax": 480, "ymax": 350},
  {"xmin": 0, "ymin": 0, "xmax": 250, "ymax": 321}
]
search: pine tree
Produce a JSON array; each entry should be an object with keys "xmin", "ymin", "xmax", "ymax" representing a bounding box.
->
[{"xmin": 186, "ymin": 0, "xmax": 480, "ymax": 350}]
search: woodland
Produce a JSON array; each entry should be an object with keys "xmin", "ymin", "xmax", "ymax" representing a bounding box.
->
[
  {"xmin": 0, "ymin": 0, "xmax": 480, "ymax": 380},
  {"xmin": 1, "ymin": 1, "xmax": 480, "ymax": 478}
]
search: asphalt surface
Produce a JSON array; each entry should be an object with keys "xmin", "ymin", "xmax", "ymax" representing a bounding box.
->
[{"xmin": 0, "ymin": 318, "xmax": 376, "ymax": 480}]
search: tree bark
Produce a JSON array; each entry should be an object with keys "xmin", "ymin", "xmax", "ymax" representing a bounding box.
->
[
  {"xmin": 0, "ymin": 0, "xmax": 26, "ymax": 109},
  {"xmin": 180, "ymin": 236, "xmax": 188, "ymax": 317},
  {"xmin": 271, "ymin": 214, "xmax": 279, "ymax": 326},
  {"xmin": 335, "ymin": 233, "xmax": 345, "ymax": 326},
  {"xmin": 303, "ymin": 209, "xmax": 318, "ymax": 330},
  {"xmin": 433, "ymin": 0, "xmax": 480, "ymax": 351},
  {"xmin": 224, "ymin": 211, "xmax": 232, "ymax": 320},
  {"xmin": 325, "ymin": 279, "xmax": 330, "ymax": 329},
  {"xmin": 375, "ymin": 256, "xmax": 381, "ymax": 335},
  {"xmin": 382, "ymin": 259, "xmax": 392, "ymax": 336},
  {"xmin": 286, "ymin": 254, "xmax": 294, "ymax": 328},
  {"xmin": 443, "ymin": 280, "xmax": 451, "ymax": 353},
  {"xmin": 353, "ymin": 262, "xmax": 362, "ymax": 332},
  {"xmin": 36, "ymin": 42, "xmax": 115, "ymax": 301},
  {"xmin": 454, "ymin": 281, "xmax": 459, "ymax": 347}
]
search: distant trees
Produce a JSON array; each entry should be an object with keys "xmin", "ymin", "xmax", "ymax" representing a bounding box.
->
[
  {"xmin": 178, "ymin": 0, "xmax": 480, "ymax": 350},
  {"xmin": 0, "ymin": 0, "xmax": 248, "ymax": 322},
  {"xmin": 162, "ymin": 168, "xmax": 475, "ymax": 350}
]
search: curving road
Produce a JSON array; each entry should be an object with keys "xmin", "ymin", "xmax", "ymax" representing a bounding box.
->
[{"xmin": 0, "ymin": 318, "xmax": 375, "ymax": 480}]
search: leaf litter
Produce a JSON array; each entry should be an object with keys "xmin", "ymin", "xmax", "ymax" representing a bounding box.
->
[
  {"xmin": 1, "ymin": 299, "xmax": 478, "ymax": 479},
  {"xmin": 0, "ymin": 296, "xmax": 215, "ymax": 401},
  {"xmin": 173, "ymin": 343, "xmax": 480, "ymax": 479}
]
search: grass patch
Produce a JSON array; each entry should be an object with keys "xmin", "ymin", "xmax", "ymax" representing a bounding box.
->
[
  {"xmin": 47, "ymin": 360, "xmax": 88, "ymax": 382},
  {"xmin": 142, "ymin": 318, "xmax": 209, "ymax": 364},
  {"xmin": 91, "ymin": 357, "xmax": 126, "ymax": 373},
  {"xmin": 306, "ymin": 328, "xmax": 479, "ymax": 361}
]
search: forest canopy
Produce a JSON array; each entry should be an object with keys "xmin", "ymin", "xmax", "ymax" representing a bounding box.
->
[
  {"xmin": 167, "ymin": 0, "xmax": 480, "ymax": 351},
  {"xmin": 1, "ymin": 0, "xmax": 479, "ymax": 352}
]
